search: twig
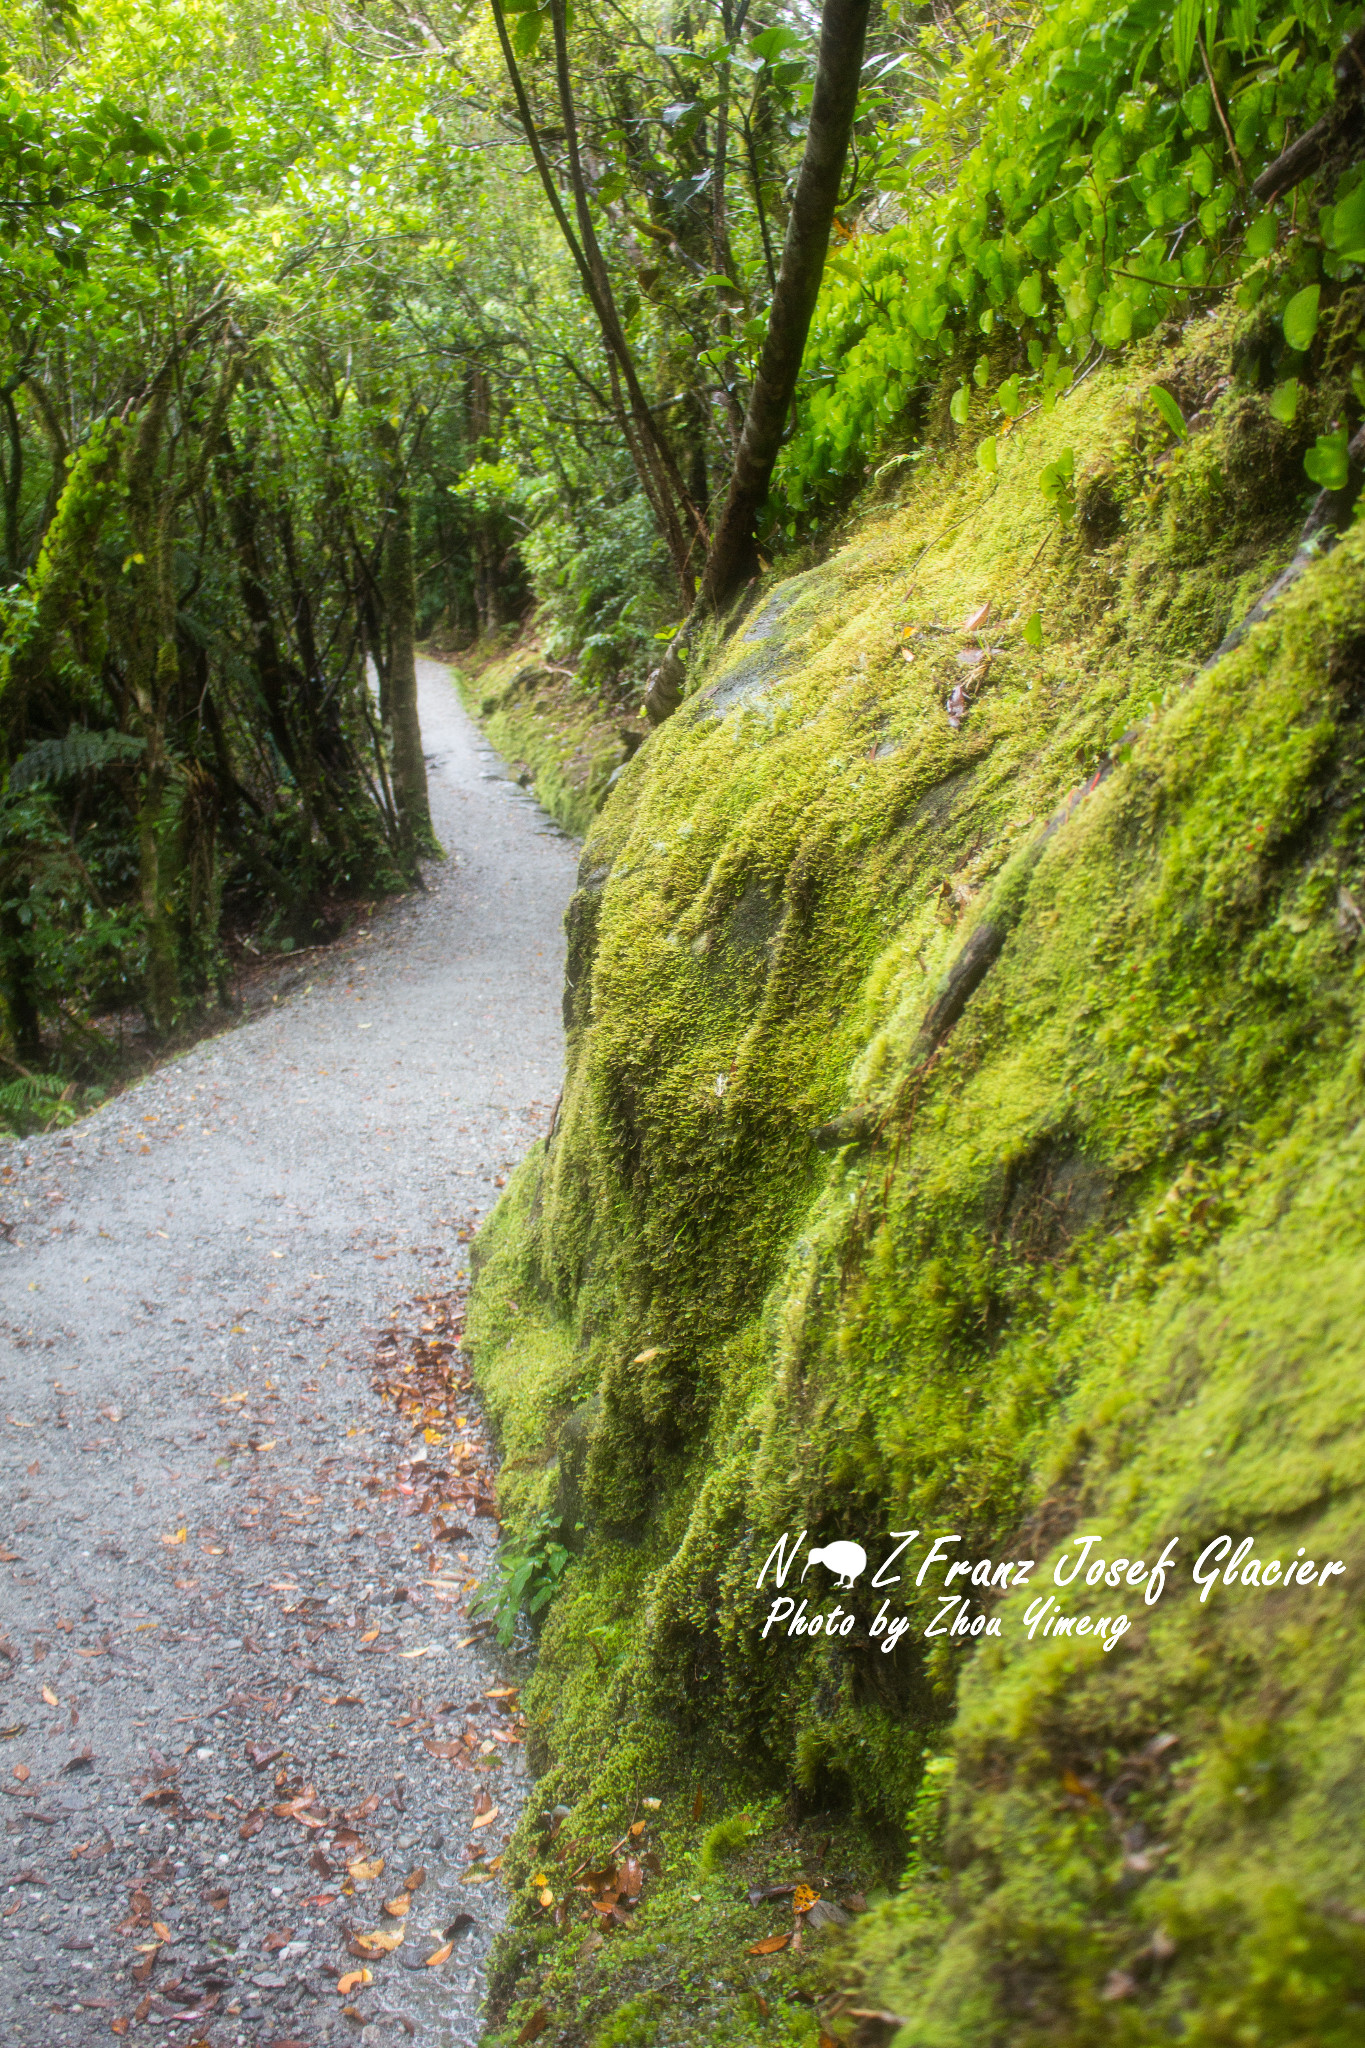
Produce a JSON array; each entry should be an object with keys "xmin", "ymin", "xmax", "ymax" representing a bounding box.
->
[{"xmin": 1199, "ymin": 32, "xmax": 1245, "ymax": 191}]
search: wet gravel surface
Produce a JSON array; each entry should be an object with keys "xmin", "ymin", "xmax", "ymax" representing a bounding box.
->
[{"xmin": 0, "ymin": 660, "xmax": 577, "ymax": 2048}]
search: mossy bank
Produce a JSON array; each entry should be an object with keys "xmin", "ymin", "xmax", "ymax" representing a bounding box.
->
[
  {"xmin": 464, "ymin": 306, "xmax": 1365, "ymax": 2048},
  {"xmin": 444, "ymin": 638, "xmax": 647, "ymax": 840}
]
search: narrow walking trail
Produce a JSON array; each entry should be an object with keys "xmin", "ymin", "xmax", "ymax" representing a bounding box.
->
[{"xmin": 0, "ymin": 661, "xmax": 578, "ymax": 2048}]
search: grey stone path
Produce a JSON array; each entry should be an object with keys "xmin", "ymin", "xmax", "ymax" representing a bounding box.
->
[{"xmin": 0, "ymin": 660, "xmax": 577, "ymax": 2048}]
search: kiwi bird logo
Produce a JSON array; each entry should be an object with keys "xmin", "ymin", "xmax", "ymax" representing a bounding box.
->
[{"xmin": 802, "ymin": 1539, "xmax": 867, "ymax": 1590}]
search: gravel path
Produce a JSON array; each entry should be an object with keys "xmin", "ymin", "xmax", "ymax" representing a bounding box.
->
[{"xmin": 0, "ymin": 660, "xmax": 577, "ymax": 2048}]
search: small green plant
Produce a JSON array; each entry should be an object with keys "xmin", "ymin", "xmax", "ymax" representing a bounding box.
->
[
  {"xmin": 0, "ymin": 1070, "xmax": 88, "ymax": 1135},
  {"xmin": 1039, "ymin": 446, "xmax": 1077, "ymax": 525},
  {"xmin": 472, "ymin": 1508, "xmax": 580, "ymax": 1647},
  {"xmin": 697, "ymin": 1810, "xmax": 757, "ymax": 1876}
]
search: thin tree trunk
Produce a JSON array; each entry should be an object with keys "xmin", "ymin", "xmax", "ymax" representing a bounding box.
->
[
  {"xmin": 645, "ymin": 0, "xmax": 871, "ymax": 722},
  {"xmin": 127, "ymin": 397, "xmax": 184, "ymax": 1039},
  {"xmin": 701, "ymin": 0, "xmax": 870, "ymax": 614},
  {"xmin": 488, "ymin": 0, "xmax": 706, "ymax": 593},
  {"xmin": 1, "ymin": 392, "xmax": 22, "ymax": 573},
  {"xmin": 376, "ymin": 417, "xmax": 438, "ymax": 862}
]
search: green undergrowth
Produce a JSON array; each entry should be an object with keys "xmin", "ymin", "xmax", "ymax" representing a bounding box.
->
[
  {"xmin": 444, "ymin": 638, "xmax": 647, "ymax": 839},
  {"xmin": 466, "ymin": 303, "xmax": 1365, "ymax": 2046}
]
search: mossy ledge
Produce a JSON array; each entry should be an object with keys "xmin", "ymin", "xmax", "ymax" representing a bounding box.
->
[
  {"xmin": 443, "ymin": 636, "xmax": 647, "ymax": 839},
  {"xmin": 465, "ymin": 311, "xmax": 1365, "ymax": 2047}
]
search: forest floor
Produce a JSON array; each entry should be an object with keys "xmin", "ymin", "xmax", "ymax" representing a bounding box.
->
[{"xmin": 0, "ymin": 660, "xmax": 579, "ymax": 2048}]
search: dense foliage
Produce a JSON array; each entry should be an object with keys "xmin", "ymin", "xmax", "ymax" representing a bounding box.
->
[{"xmin": 781, "ymin": 0, "xmax": 1365, "ymax": 522}]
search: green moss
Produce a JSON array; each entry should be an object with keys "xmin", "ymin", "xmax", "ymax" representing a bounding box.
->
[
  {"xmin": 468, "ymin": 316, "xmax": 1365, "ymax": 2045},
  {"xmin": 446, "ymin": 640, "xmax": 645, "ymax": 839}
]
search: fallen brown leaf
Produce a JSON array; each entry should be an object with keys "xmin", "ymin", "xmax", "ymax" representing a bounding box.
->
[
  {"xmin": 160, "ymin": 1529, "xmax": 187, "ymax": 1547},
  {"xmin": 747, "ymin": 1934, "xmax": 789, "ymax": 1955},
  {"xmin": 350, "ymin": 1926, "xmax": 404, "ymax": 1957},
  {"xmin": 382, "ymin": 1894, "xmax": 411, "ymax": 1917},
  {"xmin": 239, "ymin": 1809, "xmax": 265, "ymax": 1839},
  {"xmin": 404, "ymin": 1866, "xmax": 426, "ymax": 1892},
  {"xmin": 347, "ymin": 1857, "xmax": 384, "ymax": 1883},
  {"xmin": 337, "ymin": 1967, "xmax": 371, "ymax": 1995},
  {"xmin": 41, "ymin": 1686, "xmax": 57, "ymax": 1707},
  {"xmin": 424, "ymin": 1939, "xmax": 453, "ymax": 1967},
  {"xmin": 262, "ymin": 1927, "xmax": 295, "ymax": 1952},
  {"xmin": 515, "ymin": 2010, "xmax": 549, "ymax": 2044}
]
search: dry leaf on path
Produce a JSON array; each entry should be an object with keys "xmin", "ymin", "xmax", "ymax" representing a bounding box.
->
[
  {"xmin": 347, "ymin": 1857, "xmax": 384, "ymax": 1883},
  {"xmin": 382, "ymin": 1894, "xmax": 411, "ymax": 1918},
  {"xmin": 337, "ymin": 1968, "xmax": 371, "ymax": 1996},
  {"xmin": 424, "ymin": 1940, "xmax": 453, "ymax": 1967},
  {"xmin": 747, "ymin": 1934, "xmax": 789, "ymax": 1955}
]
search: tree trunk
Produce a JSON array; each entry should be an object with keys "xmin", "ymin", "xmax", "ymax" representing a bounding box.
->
[
  {"xmin": 123, "ymin": 377, "xmax": 182, "ymax": 1039},
  {"xmin": 644, "ymin": 0, "xmax": 870, "ymax": 724},
  {"xmin": 377, "ymin": 418, "xmax": 438, "ymax": 862},
  {"xmin": 700, "ymin": 0, "xmax": 870, "ymax": 614}
]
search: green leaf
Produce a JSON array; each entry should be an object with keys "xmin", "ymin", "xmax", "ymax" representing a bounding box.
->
[
  {"xmin": 997, "ymin": 374, "xmax": 1022, "ymax": 416},
  {"xmin": 977, "ymin": 436, "xmax": 998, "ymax": 474},
  {"xmin": 1017, "ymin": 272, "xmax": 1044, "ymax": 318},
  {"xmin": 1173, "ymin": 0, "xmax": 1202, "ymax": 82},
  {"xmin": 1304, "ymin": 425, "xmax": 1350, "ymax": 491},
  {"xmin": 950, "ymin": 384, "xmax": 971, "ymax": 426},
  {"xmin": 1328, "ymin": 182, "xmax": 1365, "ymax": 262},
  {"xmin": 1268, "ymin": 378, "xmax": 1300, "ymax": 424},
  {"xmin": 1148, "ymin": 384, "xmax": 1189, "ymax": 443},
  {"xmin": 1243, "ymin": 212, "xmax": 1277, "ymax": 260},
  {"xmin": 749, "ymin": 23, "xmax": 803, "ymax": 61},
  {"xmin": 1282, "ymin": 283, "xmax": 1320, "ymax": 354},
  {"xmin": 511, "ymin": 7, "xmax": 546, "ymax": 58},
  {"xmin": 1023, "ymin": 610, "xmax": 1043, "ymax": 649}
]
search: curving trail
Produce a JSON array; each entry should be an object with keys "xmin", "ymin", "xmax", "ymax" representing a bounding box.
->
[{"xmin": 0, "ymin": 660, "xmax": 577, "ymax": 2048}]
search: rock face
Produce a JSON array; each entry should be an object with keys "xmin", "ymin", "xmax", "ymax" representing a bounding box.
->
[{"xmin": 468, "ymin": 322, "xmax": 1365, "ymax": 2044}]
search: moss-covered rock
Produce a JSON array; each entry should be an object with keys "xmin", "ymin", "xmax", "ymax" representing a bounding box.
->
[{"xmin": 465, "ymin": 316, "xmax": 1365, "ymax": 2046}]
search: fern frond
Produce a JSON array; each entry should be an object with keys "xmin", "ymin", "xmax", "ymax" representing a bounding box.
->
[{"xmin": 8, "ymin": 728, "xmax": 146, "ymax": 793}]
